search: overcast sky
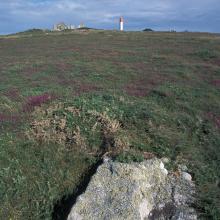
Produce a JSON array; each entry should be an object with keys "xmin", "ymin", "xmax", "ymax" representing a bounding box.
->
[{"xmin": 0, "ymin": 0, "xmax": 220, "ymax": 34}]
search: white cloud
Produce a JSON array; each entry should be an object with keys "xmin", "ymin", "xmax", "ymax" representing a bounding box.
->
[{"xmin": 0, "ymin": 0, "xmax": 220, "ymax": 34}]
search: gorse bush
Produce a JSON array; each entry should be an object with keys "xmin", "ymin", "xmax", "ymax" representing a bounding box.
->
[{"xmin": 26, "ymin": 96, "xmax": 126, "ymax": 155}]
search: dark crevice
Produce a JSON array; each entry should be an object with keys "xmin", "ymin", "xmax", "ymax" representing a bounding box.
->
[
  {"xmin": 52, "ymin": 159, "xmax": 103, "ymax": 220},
  {"xmin": 148, "ymin": 203, "xmax": 176, "ymax": 220}
]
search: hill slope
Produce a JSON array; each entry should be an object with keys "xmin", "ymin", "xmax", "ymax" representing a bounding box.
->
[{"xmin": 0, "ymin": 31, "xmax": 220, "ymax": 219}]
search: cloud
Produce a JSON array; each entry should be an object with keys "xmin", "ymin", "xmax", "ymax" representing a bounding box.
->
[{"xmin": 0, "ymin": 0, "xmax": 220, "ymax": 34}]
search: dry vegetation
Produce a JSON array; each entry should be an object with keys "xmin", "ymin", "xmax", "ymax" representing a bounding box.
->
[{"xmin": 26, "ymin": 102, "xmax": 127, "ymax": 158}]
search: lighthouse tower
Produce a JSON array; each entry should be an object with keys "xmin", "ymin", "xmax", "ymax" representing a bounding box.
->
[{"xmin": 119, "ymin": 17, "xmax": 124, "ymax": 31}]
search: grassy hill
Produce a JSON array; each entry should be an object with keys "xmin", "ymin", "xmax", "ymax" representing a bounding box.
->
[{"xmin": 0, "ymin": 30, "xmax": 220, "ymax": 219}]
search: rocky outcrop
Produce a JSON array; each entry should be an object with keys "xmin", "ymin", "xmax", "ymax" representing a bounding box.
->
[{"xmin": 68, "ymin": 158, "xmax": 197, "ymax": 220}]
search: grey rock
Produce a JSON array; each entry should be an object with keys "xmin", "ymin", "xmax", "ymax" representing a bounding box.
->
[
  {"xmin": 172, "ymin": 207, "xmax": 197, "ymax": 220},
  {"xmin": 68, "ymin": 159, "xmax": 196, "ymax": 220},
  {"xmin": 181, "ymin": 172, "xmax": 192, "ymax": 182}
]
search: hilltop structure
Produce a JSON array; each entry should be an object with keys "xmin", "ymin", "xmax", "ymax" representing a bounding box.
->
[
  {"xmin": 119, "ymin": 17, "xmax": 124, "ymax": 31},
  {"xmin": 78, "ymin": 23, "xmax": 85, "ymax": 29},
  {"xmin": 53, "ymin": 22, "xmax": 68, "ymax": 31},
  {"xmin": 53, "ymin": 22, "xmax": 85, "ymax": 31}
]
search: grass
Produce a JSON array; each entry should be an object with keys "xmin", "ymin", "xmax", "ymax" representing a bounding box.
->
[{"xmin": 0, "ymin": 30, "xmax": 220, "ymax": 219}]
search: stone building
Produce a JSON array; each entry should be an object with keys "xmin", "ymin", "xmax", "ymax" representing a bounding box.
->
[{"xmin": 53, "ymin": 22, "xmax": 76, "ymax": 31}]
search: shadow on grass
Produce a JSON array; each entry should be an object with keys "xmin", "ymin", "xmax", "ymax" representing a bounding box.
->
[{"xmin": 52, "ymin": 159, "xmax": 103, "ymax": 220}]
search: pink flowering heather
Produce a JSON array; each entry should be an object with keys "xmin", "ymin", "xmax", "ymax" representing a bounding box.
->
[{"xmin": 211, "ymin": 79, "xmax": 220, "ymax": 87}]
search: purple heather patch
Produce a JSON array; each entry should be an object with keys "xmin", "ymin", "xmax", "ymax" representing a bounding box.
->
[{"xmin": 211, "ymin": 79, "xmax": 220, "ymax": 87}]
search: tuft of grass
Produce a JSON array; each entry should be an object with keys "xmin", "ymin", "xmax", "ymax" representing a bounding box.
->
[
  {"xmin": 0, "ymin": 136, "xmax": 96, "ymax": 220},
  {"xmin": 115, "ymin": 151, "xmax": 144, "ymax": 163}
]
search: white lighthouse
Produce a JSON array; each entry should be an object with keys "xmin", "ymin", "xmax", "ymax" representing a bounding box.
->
[{"xmin": 119, "ymin": 17, "xmax": 124, "ymax": 31}]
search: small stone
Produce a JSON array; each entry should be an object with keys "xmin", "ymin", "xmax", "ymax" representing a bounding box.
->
[
  {"xmin": 160, "ymin": 161, "xmax": 168, "ymax": 175},
  {"xmin": 161, "ymin": 157, "xmax": 170, "ymax": 164},
  {"xmin": 103, "ymin": 156, "xmax": 110, "ymax": 163},
  {"xmin": 160, "ymin": 161, "xmax": 165, "ymax": 169},
  {"xmin": 182, "ymin": 172, "xmax": 192, "ymax": 182},
  {"xmin": 158, "ymin": 203, "xmax": 165, "ymax": 209}
]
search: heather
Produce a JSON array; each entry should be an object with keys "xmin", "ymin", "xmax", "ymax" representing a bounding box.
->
[{"xmin": 0, "ymin": 30, "xmax": 220, "ymax": 219}]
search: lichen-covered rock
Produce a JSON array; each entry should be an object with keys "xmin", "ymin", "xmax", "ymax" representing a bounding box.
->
[{"xmin": 68, "ymin": 159, "xmax": 197, "ymax": 220}]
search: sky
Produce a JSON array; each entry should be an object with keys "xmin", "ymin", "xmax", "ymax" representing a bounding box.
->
[{"xmin": 0, "ymin": 0, "xmax": 220, "ymax": 34}]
